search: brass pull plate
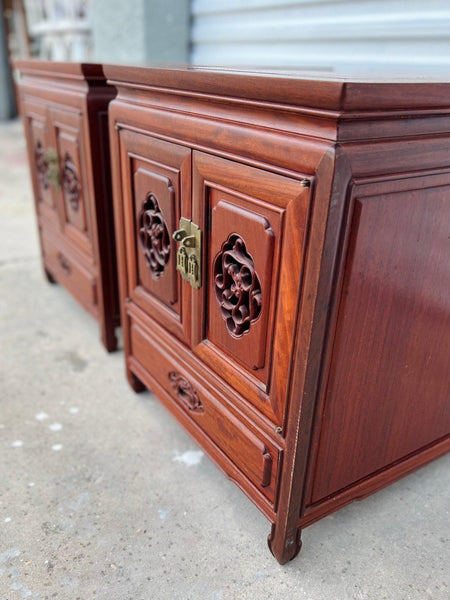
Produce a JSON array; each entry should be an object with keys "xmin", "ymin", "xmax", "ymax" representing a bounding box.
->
[
  {"xmin": 44, "ymin": 148, "xmax": 61, "ymax": 189},
  {"xmin": 173, "ymin": 217, "xmax": 202, "ymax": 289}
]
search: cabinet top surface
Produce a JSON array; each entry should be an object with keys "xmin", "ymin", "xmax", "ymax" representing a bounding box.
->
[
  {"xmin": 103, "ymin": 64, "xmax": 450, "ymax": 112},
  {"xmin": 14, "ymin": 59, "xmax": 106, "ymax": 82}
]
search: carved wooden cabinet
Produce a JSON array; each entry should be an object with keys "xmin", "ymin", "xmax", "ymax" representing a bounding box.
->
[
  {"xmin": 15, "ymin": 60, "xmax": 119, "ymax": 351},
  {"xmin": 106, "ymin": 66, "xmax": 450, "ymax": 563}
]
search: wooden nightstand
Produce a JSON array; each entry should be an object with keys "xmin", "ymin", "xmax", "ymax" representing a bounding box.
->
[
  {"xmin": 15, "ymin": 60, "xmax": 120, "ymax": 351},
  {"xmin": 105, "ymin": 66, "xmax": 450, "ymax": 563}
]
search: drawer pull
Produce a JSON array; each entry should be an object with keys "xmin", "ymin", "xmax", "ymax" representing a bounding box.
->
[
  {"xmin": 168, "ymin": 371, "xmax": 204, "ymax": 413},
  {"xmin": 261, "ymin": 449, "xmax": 273, "ymax": 487},
  {"xmin": 57, "ymin": 252, "xmax": 71, "ymax": 275}
]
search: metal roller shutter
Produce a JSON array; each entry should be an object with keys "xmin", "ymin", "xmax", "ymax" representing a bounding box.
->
[{"xmin": 190, "ymin": 0, "xmax": 450, "ymax": 73}]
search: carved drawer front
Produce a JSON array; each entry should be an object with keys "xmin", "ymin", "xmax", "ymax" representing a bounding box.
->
[
  {"xmin": 130, "ymin": 317, "xmax": 280, "ymax": 503},
  {"xmin": 41, "ymin": 231, "xmax": 98, "ymax": 314},
  {"xmin": 118, "ymin": 129, "xmax": 191, "ymax": 343},
  {"xmin": 21, "ymin": 100, "xmax": 58, "ymax": 222},
  {"xmin": 49, "ymin": 107, "xmax": 93, "ymax": 256},
  {"xmin": 191, "ymin": 152, "xmax": 311, "ymax": 426}
]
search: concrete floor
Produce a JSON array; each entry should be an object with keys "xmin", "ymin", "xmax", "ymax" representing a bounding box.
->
[{"xmin": 0, "ymin": 118, "xmax": 449, "ymax": 600}]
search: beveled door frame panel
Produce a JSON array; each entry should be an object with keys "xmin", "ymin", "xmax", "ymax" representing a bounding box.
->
[
  {"xmin": 206, "ymin": 189, "xmax": 279, "ymax": 383},
  {"xmin": 306, "ymin": 169, "xmax": 450, "ymax": 506},
  {"xmin": 118, "ymin": 128, "xmax": 192, "ymax": 343},
  {"xmin": 49, "ymin": 106, "xmax": 93, "ymax": 257},
  {"xmin": 20, "ymin": 99, "xmax": 59, "ymax": 226},
  {"xmin": 133, "ymin": 165, "xmax": 177, "ymax": 305},
  {"xmin": 192, "ymin": 151, "xmax": 311, "ymax": 425}
]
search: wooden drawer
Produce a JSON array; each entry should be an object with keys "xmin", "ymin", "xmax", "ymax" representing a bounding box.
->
[
  {"xmin": 41, "ymin": 231, "xmax": 98, "ymax": 313},
  {"xmin": 129, "ymin": 315, "xmax": 280, "ymax": 505}
]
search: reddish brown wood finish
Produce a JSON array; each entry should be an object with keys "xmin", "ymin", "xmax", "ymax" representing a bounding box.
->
[
  {"xmin": 106, "ymin": 64, "xmax": 450, "ymax": 564},
  {"xmin": 15, "ymin": 60, "xmax": 120, "ymax": 351},
  {"xmin": 116, "ymin": 129, "xmax": 191, "ymax": 345},
  {"xmin": 192, "ymin": 152, "xmax": 310, "ymax": 425}
]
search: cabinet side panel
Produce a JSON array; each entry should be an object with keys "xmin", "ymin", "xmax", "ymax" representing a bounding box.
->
[{"xmin": 311, "ymin": 176, "xmax": 450, "ymax": 503}]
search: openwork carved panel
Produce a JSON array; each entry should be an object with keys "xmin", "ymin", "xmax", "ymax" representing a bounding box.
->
[
  {"xmin": 35, "ymin": 140, "xmax": 49, "ymax": 190},
  {"xmin": 62, "ymin": 152, "xmax": 81, "ymax": 211},
  {"xmin": 213, "ymin": 234, "xmax": 262, "ymax": 338},
  {"xmin": 168, "ymin": 372, "xmax": 204, "ymax": 413},
  {"xmin": 138, "ymin": 193, "xmax": 171, "ymax": 279}
]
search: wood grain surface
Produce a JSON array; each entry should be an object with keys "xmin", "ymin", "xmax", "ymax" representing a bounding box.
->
[
  {"xmin": 15, "ymin": 59, "xmax": 120, "ymax": 351},
  {"xmin": 106, "ymin": 65, "xmax": 450, "ymax": 564}
]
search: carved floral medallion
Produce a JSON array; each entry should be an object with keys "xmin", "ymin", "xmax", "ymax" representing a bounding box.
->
[
  {"xmin": 168, "ymin": 372, "xmax": 204, "ymax": 413},
  {"xmin": 138, "ymin": 193, "xmax": 171, "ymax": 279},
  {"xmin": 213, "ymin": 234, "xmax": 262, "ymax": 337},
  {"xmin": 62, "ymin": 152, "xmax": 81, "ymax": 212},
  {"xmin": 35, "ymin": 140, "xmax": 49, "ymax": 190}
]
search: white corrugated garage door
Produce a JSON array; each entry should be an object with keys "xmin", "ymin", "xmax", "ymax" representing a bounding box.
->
[{"xmin": 191, "ymin": 0, "xmax": 450, "ymax": 73}]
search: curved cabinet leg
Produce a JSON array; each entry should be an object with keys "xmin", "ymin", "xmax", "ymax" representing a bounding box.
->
[
  {"xmin": 127, "ymin": 368, "xmax": 146, "ymax": 393},
  {"xmin": 44, "ymin": 267, "xmax": 56, "ymax": 284},
  {"xmin": 101, "ymin": 322, "xmax": 118, "ymax": 353},
  {"xmin": 267, "ymin": 523, "xmax": 302, "ymax": 565}
]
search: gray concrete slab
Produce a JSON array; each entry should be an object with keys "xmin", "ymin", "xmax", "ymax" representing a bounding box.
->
[{"xmin": 0, "ymin": 118, "xmax": 449, "ymax": 600}]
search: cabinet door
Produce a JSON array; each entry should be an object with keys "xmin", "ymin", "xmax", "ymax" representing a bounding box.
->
[
  {"xmin": 49, "ymin": 107, "xmax": 93, "ymax": 256},
  {"xmin": 20, "ymin": 100, "xmax": 59, "ymax": 224},
  {"xmin": 191, "ymin": 152, "xmax": 311, "ymax": 425},
  {"xmin": 118, "ymin": 129, "xmax": 191, "ymax": 343}
]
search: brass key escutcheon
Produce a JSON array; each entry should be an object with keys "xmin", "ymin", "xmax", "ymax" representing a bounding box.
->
[
  {"xmin": 173, "ymin": 217, "xmax": 202, "ymax": 289},
  {"xmin": 44, "ymin": 148, "xmax": 61, "ymax": 189}
]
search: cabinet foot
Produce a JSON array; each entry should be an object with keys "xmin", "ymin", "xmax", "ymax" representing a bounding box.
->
[
  {"xmin": 44, "ymin": 268, "xmax": 56, "ymax": 284},
  {"xmin": 101, "ymin": 326, "xmax": 118, "ymax": 353},
  {"xmin": 267, "ymin": 524, "xmax": 302, "ymax": 565},
  {"xmin": 127, "ymin": 369, "xmax": 146, "ymax": 393}
]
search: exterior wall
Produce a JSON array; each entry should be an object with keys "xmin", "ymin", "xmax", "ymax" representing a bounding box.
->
[
  {"xmin": 91, "ymin": 0, "xmax": 190, "ymax": 64},
  {"xmin": 190, "ymin": 0, "xmax": 450, "ymax": 73},
  {"xmin": 25, "ymin": 0, "xmax": 93, "ymax": 61},
  {"xmin": 0, "ymin": 0, "xmax": 17, "ymax": 119},
  {"xmin": 144, "ymin": 0, "xmax": 190, "ymax": 64}
]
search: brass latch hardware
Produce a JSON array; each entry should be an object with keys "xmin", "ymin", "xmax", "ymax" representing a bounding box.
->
[
  {"xmin": 173, "ymin": 217, "xmax": 202, "ymax": 289},
  {"xmin": 44, "ymin": 148, "xmax": 61, "ymax": 190}
]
